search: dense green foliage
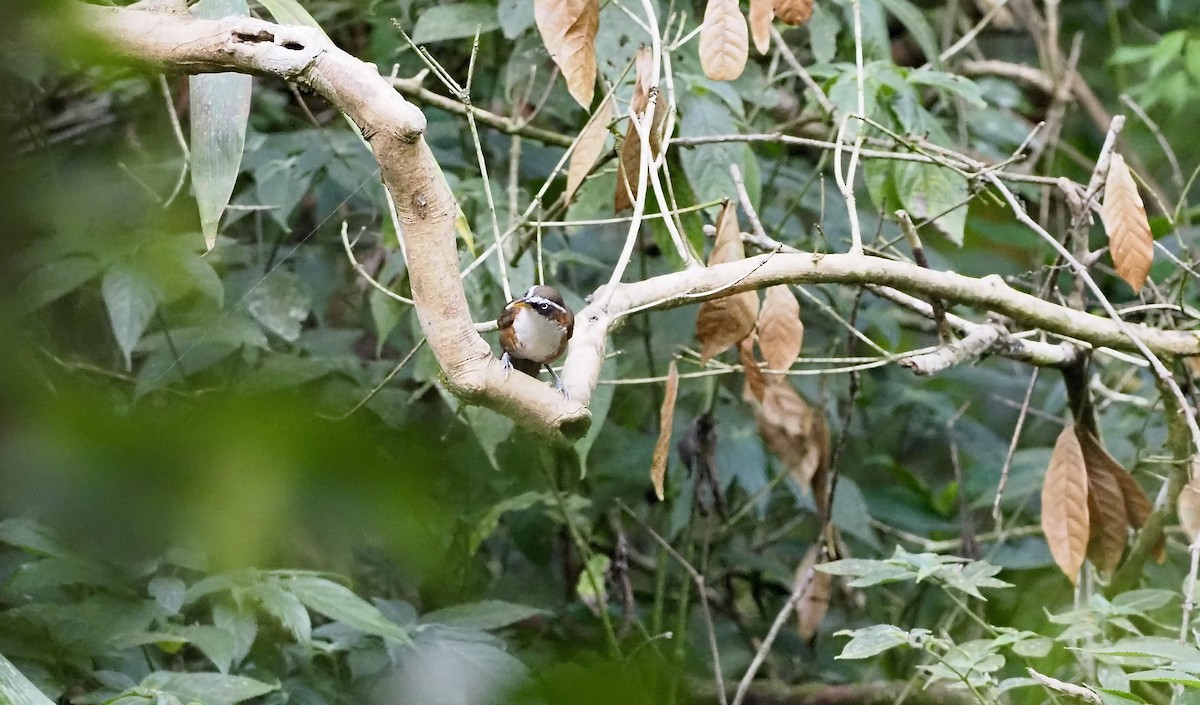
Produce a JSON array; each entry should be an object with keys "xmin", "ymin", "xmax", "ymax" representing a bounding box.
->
[{"xmin": 3, "ymin": 0, "xmax": 1200, "ymax": 704}]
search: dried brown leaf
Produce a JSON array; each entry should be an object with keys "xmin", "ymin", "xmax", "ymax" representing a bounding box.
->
[
  {"xmin": 1078, "ymin": 429, "xmax": 1129, "ymax": 574},
  {"xmin": 1179, "ymin": 478, "xmax": 1200, "ymax": 545},
  {"xmin": 534, "ymin": 0, "xmax": 600, "ymax": 108},
  {"xmin": 749, "ymin": 0, "xmax": 773, "ymax": 54},
  {"xmin": 699, "ymin": 0, "xmax": 749, "ymax": 81},
  {"xmin": 739, "ymin": 336, "xmax": 765, "ymax": 403},
  {"xmin": 1101, "ymin": 153, "xmax": 1153, "ymax": 291},
  {"xmin": 773, "ymin": 0, "xmax": 812, "ymax": 25},
  {"xmin": 696, "ymin": 203, "xmax": 759, "ymax": 362},
  {"xmin": 1041, "ymin": 424, "xmax": 1090, "ymax": 584},
  {"xmin": 614, "ymin": 121, "xmax": 641, "ymax": 212},
  {"xmin": 631, "ymin": 46, "xmax": 653, "ymax": 115},
  {"xmin": 758, "ymin": 285, "xmax": 804, "ymax": 371},
  {"xmin": 756, "ymin": 378, "xmax": 829, "ymax": 493},
  {"xmin": 651, "ymin": 360, "xmax": 680, "ymax": 501},
  {"xmin": 794, "ymin": 545, "xmax": 830, "ymax": 641},
  {"xmin": 565, "ymin": 97, "xmax": 613, "ymax": 205}
]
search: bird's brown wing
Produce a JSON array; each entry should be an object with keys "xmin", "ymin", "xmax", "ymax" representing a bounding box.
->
[{"xmin": 497, "ymin": 303, "xmax": 543, "ymax": 378}]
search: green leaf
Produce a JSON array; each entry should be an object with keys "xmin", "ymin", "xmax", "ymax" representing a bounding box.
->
[
  {"xmin": 149, "ymin": 576, "xmax": 186, "ymax": 615},
  {"xmin": 464, "ymin": 406, "xmax": 515, "ymax": 472},
  {"xmin": 283, "ymin": 575, "xmax": 408, "ymax": 641},
  {"xmin": 1186, "ymin": 39, "xmax": 1200, "ymax": 82},
  {"xmin": 1111, "ymin": 589, "xmax": 1176, "ymax": 614},
  {"xmin": 174, "ymin": 625, "xmax": 238, "ymax": 674},
  {"xmin": 0, "ymin": 519, "xmax": 69, "ymax": 557},
  {"xmin": 815, "ymin": 558, "xmax": 891, "ymax": 577},
  {"xmin": 497, "ymin": 0, "xmax": 535, "ymax": 38},
  {"xmin": 410, "ymin": 5, "xmax": 501, "ymax": 44},
  {"xmin": 14, "ymin": 255, "xmax": 101, "ymax": 316},
  {"xmin": 1126, "ymin": 670, "xmax": 1200, "ymax": 687},
  {"xmin": 1149, "ymin": 31, "xmax": 1187, "ymax": 77},
  {"xmin": 102, "ymin": 266, "xmax": 158, "ymax": 371},
  {"xmin": 251, "ymin": 578, "xmax": 312, "ymax": 643},
  {"xmin": 894, "ymin": 159, "xmax": 969, "ymax": 246},
  {"xmin": 576, "ymin": 554, "xmax": 610, "ymax": 611},
  {"xmin": 877, "ymin": 0, "xmax": 939, "ymax": 66},
  {"xmin": 140, "ymin": 672, "xmax": 276, "ymax": 705},
  {"xmin": 422, "ymin": 601, "xmax": 548, "ymax": 631},
  {"xmin": 0, "ymin": 652, "xmax": 56, "ymax": 705},
  {"xmin": 255, "ymin": 0, "xmax": 323, "ymax": 28},
  {"xmin": 835, "ymin": 624, "xmax": 918, "ymax": 659},
  {"xmin": 245, "ymin": 271, "xmax": 311, "ymax": 342},
  {"xmin": 212, "ymin": 601, "xmax": 258, "ymax": 665},
  {"xmin": 807, "ymin": 2, "xmax": 839, "ymax": 64},
  {"xmin": 576, "ymin": 354, "xmax": 616, "ymax": 477},
  {"xmin": 1089, "ymin": 637, "xmax": 1200, "ymax": 663},
  {"xmin": 907, "ymin": 68, "xmax": 986, "ymax": 107},
  {"xmin": 679, "ymin": 91, "xmax": 759, "ymax": 207},
  {"xmin": 189, "ymin": 0, "xmax": 253, "ymax": 250},
  {"xmin": 391, "ymin": 629, "xmax": 528, "ymax": 703}
]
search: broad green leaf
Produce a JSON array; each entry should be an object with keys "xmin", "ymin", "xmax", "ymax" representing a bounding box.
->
[
  {"xmin": 678, "ymin": 91, "xmax": 759, "ymax": 207},
  {"xmin": 255, "ymin": 0, "xmax": 322, "ymax": 27},
  {"xmin": 245, "ymin": 271, "xmax": 311, "ymax": 342},
  {"xmin": 212, "ymin": 601, "xmax": 258, "ymax": 665},
  {"xmin": 894, "ymin": 159, "xmax": 968, "ymax": 246},
  {"xmin": 190, "ymin": 0, "xmax": 253, "ymax": 250},
  {"xmin": 464, "ymin": 406, "xmax": 515, "ymax": 472},
  {"xmin": 1089, "ymin": 637, "xmax": 1200, "ymax": 663},
  {"xmin": 0, "ymin": 653, "xmax": 55, "ymax": 705},
  {"xmin": 102, "ymin": 266, "xmax": 158, "ymax": 371},
  {"xmin": 2, "ymin": 556, "xmax": 113, "ymax": 595},
  {"xmin": 1112, "ymin": 589, "xmax": 1176, "ymax": 614},
  {"xmin": 908, "ymin": 68, "xmax": 986, "ymax": 107},
  {"xmin": 14, "ymin": 255, "xmax": 101, "ymax": 316},
  {"xmin": 815, "ymin": 558, "xmax": 891, "ymax": 577},
  {"xmin": 1011, "ymin": 636, "xmax": 1053, "ymax": 658},
  {"xmin": 141, "ymin": 672, "xmax": 276, "ymax": 705},
  {"xmin": 807, "ymin": 1, "xmax": 839, "ymax": 64},
  {"xmin": 422, "ymin": 601, "xmax": 548, "ymax": 631},
  {"xmin": 1185, "ymin": 39, "xmax": 1200, "ymax": 82},
  {"xmin": 174, "ymin": 625, "xmax": 238, "ymax": 674},
  {"xmin": 877, "ymin": 0, "xmax": 938, "ymax": 66},
  {"xmin": 411, "ymin": 5, "xmax": 500, "ymax": 44},
  {"xmin": 497, "ymin": 0, "xmax": 536, "ymax": 38},
  {"xmin": 470, "ymin": 491, "xmax": 590, "ymax": 553},
  {"xmin": 576, "ymin": 554, "xmax": 610, "ymax": 611},
  {"xmin": 149, "ymin": 576, "xmax": 186, "ymax": 615},
  {"xmin": 284, "ymin": 575, "xmax": 408, "ymax": 641},
  {"xmin": 251, "ymin": 579, "xmax": 312, "ymax": 643},
  {"xmin": 576, "ymin": 354, "xmax": 616, "ymax": 477},
  {"xmin": 391, "ymin": 629, "xmax": 528, "ymax": 704},
  {"xmin": 835, "ymin": 624, "xmax": 915, "ymax": 659},
  {"xmin": 0, "ymin": 519, "xmax": 69, "ymax": 557}
]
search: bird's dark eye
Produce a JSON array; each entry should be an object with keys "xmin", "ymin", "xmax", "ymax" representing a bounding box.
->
[{"xmin": 537, "ymin": 302, "xmax": 549, "ymax": 311}]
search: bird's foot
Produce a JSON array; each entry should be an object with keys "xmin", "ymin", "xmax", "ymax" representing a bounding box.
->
[
  {"xmin": 546, "ymin": 365, "xmax": 570, "ymax": 399},
  {"xmin": 501, "ymin": 352, "xmax": 514, "ymax": 378}
]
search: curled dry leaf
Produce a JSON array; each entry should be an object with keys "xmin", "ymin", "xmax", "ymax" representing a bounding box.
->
[
  {"xmin": 696, "ymin": 202, "xmax": 759, "ymax": 362},
  {"xmin": 1041, "ymin": 424, "xmax": 1090, "ymax": 584},
  {"xmin": 1078, "ymin": 429, "xmax": 1129, "ymax": 574},
  {"xmin": 758, "ymin": 285, "xmax": 804, "ymax": 371},
  {"xmin": 1179, "ymin": 477, "xmax": 1200, "ymax": 546},
  {"xmin": 794, "ymin": 544, "xmax": 830, "ymax": 641},
  {"xmin": 564, "ymin": 97, "xmax": 613, "ymax": 205},
  {"xmin": 614, "ymin": 121, "xmax": 642, "ymax": 213},
  {"xmin": 614, "ymin": 50, "xmax": 668, "ymax": 212},
  {"xmin": 699, "ymin": 0, "xmax": 749, "ymax": 81},
  {"xmin": 1100, "ymin": 153, "xmax": 1153, "ymax": 291},
  {"xmin": 749, "ymin": 0, "xmax": 773, "ymax": 54},
  {"xmin": 651, "ymin": 360, "xmax": 680, "ymax": 501},
  {"xmin": 773, "ymin": 0, "xmax": 812, "ymax": 26},
  {"xmin": 756, "ymin": 377, "xmax": 829, "ymax": 493},
  {"xmin": 534, "ymin": 0, "xmax": 600, "ymax": 108},
  {"xmin": 739, "ymin": 336, "xmax": 766, "ymax": 403}
]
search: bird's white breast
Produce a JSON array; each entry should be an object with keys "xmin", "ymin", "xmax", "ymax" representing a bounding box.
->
[{"xmin": 512, "ymin": 308, "xmax": 566, "ymax": 362}]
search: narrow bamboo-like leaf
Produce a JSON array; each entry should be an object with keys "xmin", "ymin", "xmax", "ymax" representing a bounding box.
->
[
  {"xmin": 773, "ymin": 0, "xmax": 812, "ymax": 25},
  {"xmin": 757, "ymin": 284, "xmax": 803, "ymax": 371},
  {"xmin": 749, "ymin": 0, "xmax": 773, "ymax": 54},
  {"xmin": 1101, "ymin": 153, "xmax": 1153, "ymax": 291},
  {"xmin": 1078, "ymin": 429, "xmax": 1129, "ymax": 574},
  {"xmin": 190, "ymin": 0, "xmax": 253, "ymax": 250},
  {"xmin": 794, "ymin": 545, "xmax": 831, "ymax": 640},
  {"xmin": 101, "ymin": 266, "xmax": 157, "ymax": 371},
  {"xmin": 0, "ymin": 652, "xmax": 56, "ymax": 705},
  {"xmin": 651, "ymin": 360, "xmax": 680, "ymax": 500},
  {"xmin": 695, "ymin": 202, "xmax": 759, "ymax": 362},
  {"xmin": 565, "ymin": 97, "xmax": 612, "ymax": 205},
  {"xmin": 534, "ymin": 0, "xmax": 599, "ymax": 107},
  {"xmin": 255, "ymin": 0, "xmax": 322, "ymax": 27},
  {"xmin": 699, "ymin": 0, "xmax": 749, "ymax": 81},
  {"xmin": 1041, "ymin": 424, "xmax": 1090, "ymax": 584}
]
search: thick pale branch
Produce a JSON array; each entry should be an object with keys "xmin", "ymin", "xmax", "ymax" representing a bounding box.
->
[{"xmin": 72, "ymin": 3, "xmax": 1200, "ymax": 442}]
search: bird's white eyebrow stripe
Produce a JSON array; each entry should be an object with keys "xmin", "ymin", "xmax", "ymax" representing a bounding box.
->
[{"xmin": 524, "ymin": 295, "xmax": 565, "ymax": 312}]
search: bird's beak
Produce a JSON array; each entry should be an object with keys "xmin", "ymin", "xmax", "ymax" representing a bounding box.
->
[{"xmin": 505, "ymin": 299, "xmax": 530, "ymax": 310}]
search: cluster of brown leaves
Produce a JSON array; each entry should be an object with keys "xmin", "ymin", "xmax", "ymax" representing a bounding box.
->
[
  {"xmin": 701, "ymin": 0, "xmax": 812, "ymax": 80},
  {"xmin": 1041, "ymin": 423, "xmax": 1152, "ymax": 583},
  {"xmin": 1100, "ymin": 153, "xmax": 1154, "ymax": 291}
]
